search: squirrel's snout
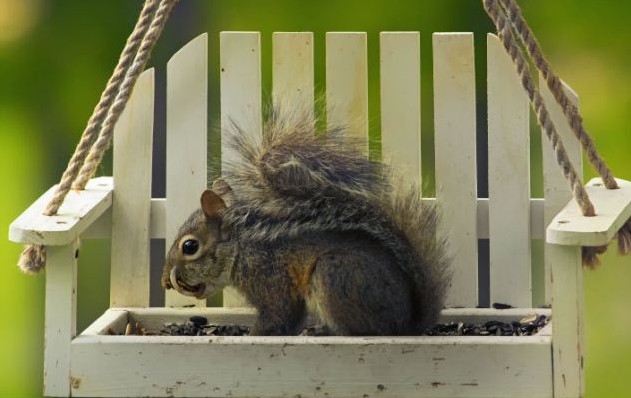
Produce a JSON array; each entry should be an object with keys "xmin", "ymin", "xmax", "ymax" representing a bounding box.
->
[
  {"xmin": 163, "ymin": 279, "xmax": 173, "ymax": 290},
  {"xmin": 160, "ymin": 265, "xmax": 174, "ymax": 290},
  {"xmin": 167, "ymin": 267, "xmax": 206, "ymax": 298},
  {"xmin": 169, "ymin": 267, "xmax": 179, "ymax": 291}
]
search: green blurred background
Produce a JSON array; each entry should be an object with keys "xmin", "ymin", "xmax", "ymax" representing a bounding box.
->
[{"xmin": 1, "ymin": 1, "xmax": 630, "ymax": 397}]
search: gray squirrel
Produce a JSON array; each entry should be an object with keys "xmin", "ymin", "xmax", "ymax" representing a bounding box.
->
[{"xmin": 161, "ymin": 106, "xmax": 451, "ymax": 336}]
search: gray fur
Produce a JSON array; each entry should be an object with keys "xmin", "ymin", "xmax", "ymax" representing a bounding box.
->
[{"xmin": 163, "ymin": 104, "xmax": 451, "ymax": 335}]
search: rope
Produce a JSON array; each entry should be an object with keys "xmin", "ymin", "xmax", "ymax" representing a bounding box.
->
[
  {"xmin": 42, "ymin": 0, "xmax": 160, "ymax": 217},
  {"xmin": 498, "ymin": 0, "xmax": 619, "ymax": 191},
  {"xmin": 72, "ymin": 0, "xmax": 178, "ymax": 189},
  {"xmin": 483, "ymin": 0, "xmax": 596, "ymax": 217},
  {"xmin": 17, "ymin": 0, "xmax": 178, "ymax": 274},
  {"xmin": 484, "ymin": 0, "xmax": 631, "ymax": 267}
]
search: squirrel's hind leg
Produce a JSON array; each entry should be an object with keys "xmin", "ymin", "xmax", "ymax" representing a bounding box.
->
[
  {"xmin": 250, "ymin": 300, "xmax": 306, "ymax": 336},
  {"xmin": 252, "ymin": 310, "xmax": 305, "ymax": 336},
  {"xmin": 246, "ymin": 277, "xmax": 307, "ymax": 335},
  {"xmin": 307, "ymin": 250, "xmax": 413, "ymax": 336}
]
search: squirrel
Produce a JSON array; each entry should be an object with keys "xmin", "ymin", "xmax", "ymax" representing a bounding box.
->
[{"xmin": 161, "ymin": 105, "xmax": 451, "ymax": 336}]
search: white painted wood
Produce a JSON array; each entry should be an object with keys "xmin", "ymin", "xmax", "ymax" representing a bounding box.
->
[
  {"xmin": 83, "ymin": 198, "xmax": 163, "ymax": 240},
  {"xmin": 165, "ymin": 33, "xmax": 208, "ymax": 308},
  {"xmin": 71, "ymin": 332, "xmax": 552, "ymax": 398},
  {"xmin": 547, "ymin": 178, "xmax": 631, "ymax": 246},
  {"xmin": 44, "ymin": 240, "xmax": 79, "ymax": 397},
  {"xmin": 440, "ymin": 307, "xmax": 550, "ymax": 324},
  {"xmin": 220, "ymin": 31, "xmax": 262, "ymax": 166},
  {"xmin": 81, "ymin": 309, "xmax": 128, "ymax": 336},
  {"xmin": 80, "ymin": 208, "xmax": 111, "ymax": 239},
  {"xmin": 541, "ymin": 79, "xmax": 585, "ymax": 398},
  {"xmin": 478, "ymin": 198, "xmax": 544, "ymax": 240},
  {"xmin": 487, "ymin": 34, "xmax": 532, "ymax": 308},
  {"xmin": 549, "ymin": 244, "xmax": 584, "ymax": 397},
  {"xmin": 433, "ymin": 33, "xmax": 478, "ymax": 307},
  {"xmin": 112, "ymin": 307, "xmax": 256, "ymax": 332},
  {"xmin": 272, "ymin": 32, "xmax": 314, "ymax": 117},
  {"xmin": 538, "ymin": 323, "xmax": 553, "ymax": 337},
  {"xmin": 80, "ymin": 197, "xmax": 547, "ymax": 241},
  {"xmin": 380, "ymin": 32, "xmax": 421, "ymax": 184},
  {"xmin": 9, "ymin": 177, "xmax": 113, "ymax": 245},
  {"xmin": 110, "ymin": 68, "xmax": 154, "ymax": 308},
  {"xmin": 79, "ymin": 199, "xmax": 169, "ymax": 241},
  {"xmin": 326, "ymin": 32, "xmax": 369, "ymax": 147},
  {"xmin": 220, "ymin": 31, "xmax": 262, "ymax": 307},
  {"xmin": 541, "ymin": 79, "xmax": 581, "ymax": 305}
]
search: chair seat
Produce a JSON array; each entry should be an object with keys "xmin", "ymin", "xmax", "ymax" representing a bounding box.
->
[{"xmin": 71, "ymin": 307, "xmax": 553, "ymax": 398}]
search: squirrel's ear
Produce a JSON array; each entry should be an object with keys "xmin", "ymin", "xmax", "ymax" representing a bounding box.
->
[
  {"xmin": 200, "ymin": 189, "xmax": 226, "ymax": 219},
  {"xmin": 211, "ymin": 178, "xmax": 234, "ymax": 207}
]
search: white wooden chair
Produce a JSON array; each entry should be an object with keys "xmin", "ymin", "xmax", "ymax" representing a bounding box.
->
[{"xmin": 10, "ymin": 31, "xmax": 631, "ymax": 398}]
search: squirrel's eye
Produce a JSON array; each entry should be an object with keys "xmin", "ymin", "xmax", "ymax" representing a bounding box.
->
[{"xmin": 182, "ymin": 239, "xmax": 199, "ymax": 255}]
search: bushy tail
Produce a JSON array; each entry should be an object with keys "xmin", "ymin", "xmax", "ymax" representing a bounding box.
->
[
  {"xmin": 223, "ymin": 104, "xmax": 389, "ymax": 207},
  {"xmin": 221, "ymin": 103, "xmax": 450, "ymax": 331},
  {"xmin": 386, "ymin": 186, "xmax": 452, "ymax": 331}
]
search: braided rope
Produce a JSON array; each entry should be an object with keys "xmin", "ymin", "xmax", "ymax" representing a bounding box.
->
[
  {"xmin": 485, "ymin": 0, "xmax": 631, "ymax": 266},
  {"xmin": 498, "ymin": 0, "xmax": 619, "ymax": 191},
  {"xmin": 43, "ymin": 0, "xmax": 159, "ymax": 216},
  {"xmin": 483, "ymin": 0, "xmax": 596, "ymax": 217},
  {"xmin": 73, "ymin": 0, "xmax": 178, "ymax": 189},
  {"xmin": 17, "ymin": 0, "xmax": 178, "ymax": 274}
]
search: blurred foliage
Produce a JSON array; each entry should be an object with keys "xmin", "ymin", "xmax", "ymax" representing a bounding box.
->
[{"xmin": 1, "ymin": 1, "xmax": 630, "ymax": 397}]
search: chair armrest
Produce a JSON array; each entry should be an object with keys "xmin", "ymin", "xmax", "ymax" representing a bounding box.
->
[
  {"xmin": 547, "ymin": 178, "xmax": 631, "ymax": 246},
  {"xmin": 9, "ymin": 177, "xmax": 113, "ymax": 245}
]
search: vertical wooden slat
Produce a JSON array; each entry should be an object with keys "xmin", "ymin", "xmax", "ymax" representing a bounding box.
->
[
  {"xmin": 549, "ymin": 244, "xmax": 584, "ymax": 397},
  {"xmin": 44, "ymin": 240, "xmax": 78, "ymax": 397},
  {"xmin": 220, "ymin": 31, "xmax": 262, "ymax": 167},
  {"xmin": 326, "ymin": 32, "xmax": 369, "ymax": 146},
  {"xmin": 487, "ymin": 34, "xmax": 532, "ymax": 307},
  {"xmin": 110, "ymin": 68, "xmax": 154, "ymax": 308},
  {"xmin": 541, "ymin": 78, "xmax": 584, "ymax": 396},
  {"xmin": 165, "ymin": 33, "xmax": 208, "ymax": 308},
  {"xmin": 433, "ymin": 33, "xmax": 478, "ymax": 308},
  {"xmin": 380, "ymin": 32, "xmax": 421, "ymax": 184},
  {"xmin": 542, "ymin": 79, "xmax": 582, "ymax": 305},
  {"xmin": 220, "ymin": 31, "xmax": 262, "ymax": 307},
  {"xmin": 272, "ymin": 32, "xmax": 314, "ymax": 116}
]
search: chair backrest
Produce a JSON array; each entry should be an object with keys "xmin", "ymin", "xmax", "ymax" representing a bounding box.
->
[{"xmin": 109, "ymin": 31, "xmax": 582, "ymax": 310}]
